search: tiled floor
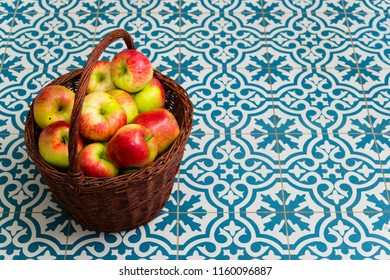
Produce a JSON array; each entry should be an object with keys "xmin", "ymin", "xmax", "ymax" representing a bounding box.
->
[{"xmin": 1, "ymin": 0, "xmax": 390, "ymax": 260}]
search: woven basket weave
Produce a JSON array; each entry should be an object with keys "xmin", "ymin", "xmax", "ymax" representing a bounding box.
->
[{"xmin": 24, "ymin": 29, "xmax": 193, "ymax": 232}]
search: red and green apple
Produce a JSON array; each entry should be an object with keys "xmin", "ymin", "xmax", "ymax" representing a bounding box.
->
[
  {"xmin": 38, "ymin": 121, "xmax": 83, "ymax": 169},
  {"xmin": 33, "ymin": 85, "xmax": 75, "ymax": 129},
  {"xmin": 87, "ymin": 60, "xmax": 116, "ymax": 94},
  {"xmin": 110, "ymin": 49, "xmax": 153, "ymax": 93},
  {"xmin": 106, "ymin": 124, "xmax": 158, "ymax": 169},
  {"xmin": 132, "ymin": 108, "xmax": 180, "ymax": 154},
  {"xmin": 106, "ymin": 89, "xmax": 138, "ymax": 124},
  {"xmin": 78, "ymin": 142, "xmax": 119, "ymax": 177},
  {"xmin": 79, "ymin": 91, "xmax": 127, "ymax": 142}
]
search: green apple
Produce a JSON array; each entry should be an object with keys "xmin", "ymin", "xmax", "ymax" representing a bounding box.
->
[{"xmin": 133, "ymin": 77, "xmax": 165, "ymax": 113}]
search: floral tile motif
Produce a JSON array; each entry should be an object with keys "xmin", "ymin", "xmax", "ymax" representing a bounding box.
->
[
  {"xmin": 181, "ymin": 67, "xmax": 272, "ymax": 134},
  {"xmin": 280, "ymin": 133, "xmax": 387, "ymax": 212},
  {"xmin": 347, "ymin": 12, "xmax": 390, "ymax": 70},
  {"xmin": 180, "ymin": 133, "xmax": 281, "ymax": 213},
  {"xmin": 344, "ymin": 0, "xmax": 390, "ymax": 15},
  {"xmin": 181, "ymin": 0, "xmax": 262, "ymax": 14},
  {"xmin": 0, "ymin": 212, "xmax": 68, "ymax": 260},
  {"xmin": 178, "ymin": 212, "xmax": 290, "ymax": 260},
  {"xmin": 1, "ymin": 0, "xmax": 390, "ymax": 261},
  {"xmin": 0, "ymin": 133, "xmax": 64, "ymax": 213},
  {"xmin": 65, "ymin": 213, "xmax": 178, "ymax": 260},
  {"xmin": 264, "ymin": 11, "xmax": 353, "ymax": 69},
  {"xmin": 363, "ymin": 71, "xmax": 390, "ymax": 134},
  {"xmin": 289, "ymin": 212, "xmax": 390, "ymax": 260},
  {"xmin": 94, "ymin": 12, "xmax": 180, "ymax": 70},
  {"xmin": 6, "ymin": 12, "xmax": 96, "ymax": 70},
  {"xmin": 181, "ymin": 12, "xmax": 265, "ymax": 69},
  {"xmin": 15, "ymin": 0, "xmax": 99, "ymax": 14},
  {"xmin": 112, "ymin": 0, "xmax": 180, "ymax": 14},
  {"xmin": 271, "ymin": 67, "xmax": 369, "ymax": 134},
  {"xmin": 262, "ymin": 0, "xmax": 346, "ymax": 14}
]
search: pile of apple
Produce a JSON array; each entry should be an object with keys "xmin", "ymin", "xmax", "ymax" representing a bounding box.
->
[{"xmin": 33, "ymin": 49, "xmax": 180, "ymax": 177}]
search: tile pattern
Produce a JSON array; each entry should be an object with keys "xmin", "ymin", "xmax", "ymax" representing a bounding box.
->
[{"xmin": 0, "ymin": 0, "xmax": 389, "ymax": 260}]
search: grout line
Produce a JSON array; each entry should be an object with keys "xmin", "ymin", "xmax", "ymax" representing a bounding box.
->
[
  {"xmin": 342, "ymin": 0, "xmax": 390, "ymax": 203},
  {"xmin": 63, "ymin": 218, "xmax": 73, "ymax": 260},
  {"xmin": 176, "ymin": 0, "xmax": 183, "ymax": 261},
  {"xmin": 261, "ymin": 0, "xmax": 292, "ymax": 260},
  {"xmin": 0, "ymin": 0, "xmax": 20, "ymax": 71}
]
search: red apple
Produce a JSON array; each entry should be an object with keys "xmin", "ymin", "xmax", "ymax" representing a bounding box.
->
[
  {"xmin": 38, "ymin": 121, "xmax": 83, "ymax": 169},
  {"xmin": 33, "ymin": 85, "xmax": 75, "ymax": 129},
  {"xmin": 110, "ymin": 49, "xmax": 153, "ymax": 93},
  {"xmin": 133, "ymin": 77, "xmax": 166, "ymax": 113},
  {"xmin": 87, "ymin": 60, "xmax": 116, "ymax": 94},
  {"xmin": 106, "ymin": 124, "xmax": 158, "ymax": 169},
  {"xmin": 78, "ymin": 142, "xmax": 119, "ymax": 177},
  {"xmin": 132, "ymin": 108, "xmax": 180, "ymax": 154},
  {"xmin": 79, "ymin": 91, "xmax": 127, "ymax": 142},
  {"xmin": 106, "ymin": 89, "xmax": 138, "ymax": 123}
]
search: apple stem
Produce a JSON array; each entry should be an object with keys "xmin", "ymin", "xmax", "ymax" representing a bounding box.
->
[{"xmin": 144, "ymin": 134, "xmax": 154, "ymax": 142}]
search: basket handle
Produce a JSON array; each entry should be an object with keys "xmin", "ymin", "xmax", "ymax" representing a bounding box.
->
[{"xmin": 67, "ymin": 29, "xmax": 135, "ymax": 190}]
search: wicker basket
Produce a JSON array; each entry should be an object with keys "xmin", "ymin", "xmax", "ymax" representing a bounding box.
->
[{"xmin": 24, "ymin": 29, "xmax": 193, "ymax": 232}]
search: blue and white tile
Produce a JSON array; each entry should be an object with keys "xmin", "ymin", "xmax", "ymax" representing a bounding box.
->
[
  {"xmin": 262, "ymin": 0, "xmax": 346, "ymax": 14},
  {"xmin": 0, "ymin": 133, "xmax": 64, "ymax": 213},
  {"xmin": 94, "ymin": 12, "xmax": 179, "ymax": 70},
  {"xmin": 289, "ymin": 212, "xmax": 390, "ymax": 260},
  {"xmin": 181, "ymin": 0, "xmax": 262, "ymax": 14},
  {"xmin": 344, "ymin": 0, "xmax": 388, "ymax": 15},
  {"xmin": 181, "ymin": 133, "xmax": 281, "ymax": 213},
  {"xmin": 0, "ymin": 212, "xmax": 69, "ymax": 260},
  {"xmin": 280, "ymin": 133, "xmax": 386, "ymax": 212},
  {"xmin": 361, "ymin": 70, "xmax": 390, "ymax": 135},
  {"xmin": 271, "ymin": 67, "xmax": 368, "ymax": 134},
  {"xmin": 6, "ymin": 12, "xmax": 96, "ymax": 70},
  {"xmin": 178, "ymin": 212, "xmax": 290, "ymax": 260},
  {"xmin": 348, "ymin": 12, "xmax": 390, "ymax": 70},
  {"xmin": 181, "ymin": 67, "xmax": 273, "ymax": 135},
  {"xmin": 264, "ymin": 12, "xmax": 353, "ymax": 69},
  {"xmin": 65, "ymin": 213, "xmax": 178, "ymax": 260},
  {"xmin": 181, "ymin": 12, "xmax": 264, "ymax": 69},
  {"xmin": 109, "ymin": 0, "xmax": 180, "ymax": 14},
  {"xmin": 17, "ymin": 0, "xmax": 99, "ymax": 14}
]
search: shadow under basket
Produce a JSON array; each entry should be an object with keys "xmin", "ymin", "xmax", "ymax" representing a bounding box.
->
[{"xmin": 24, "ymin": 29, "xmax": 193, "ymax": 232}]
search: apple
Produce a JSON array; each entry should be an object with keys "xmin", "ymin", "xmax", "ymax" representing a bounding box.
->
[
  {"xmin": 79, "ymin": 91, "xmax": 127, "ymax": 142},
  {"xmin": 110, "ymin": 49, "xmax": 153, "ymax": 93},
  {"xmin": 38, "ymin": 121, "xmax": 83, "ymax": 169},
  {"xmin": 33, "ymin": 85, "xmax": 75, "ymax": 129},
  {"xmin": 132, "ymin": 108, "xmax": 180, "ymax": 154},
  {"xmin": 106, "ymin": 124, "xmax": 158, "ymax": 169},
  {"xmin": 106, "ymin": 89, "xmax": 138, "ymax": 124},
  {"xmin": 87, "ymin": 60, "xmax": 116, "ymax": 94},
  {"xmin": 133, "ymin": 77, "xmax": 165, "ymax": 113},
  {"xmin": 78, "ymin": 142, "xmax": 119, "ymax": 177}
]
